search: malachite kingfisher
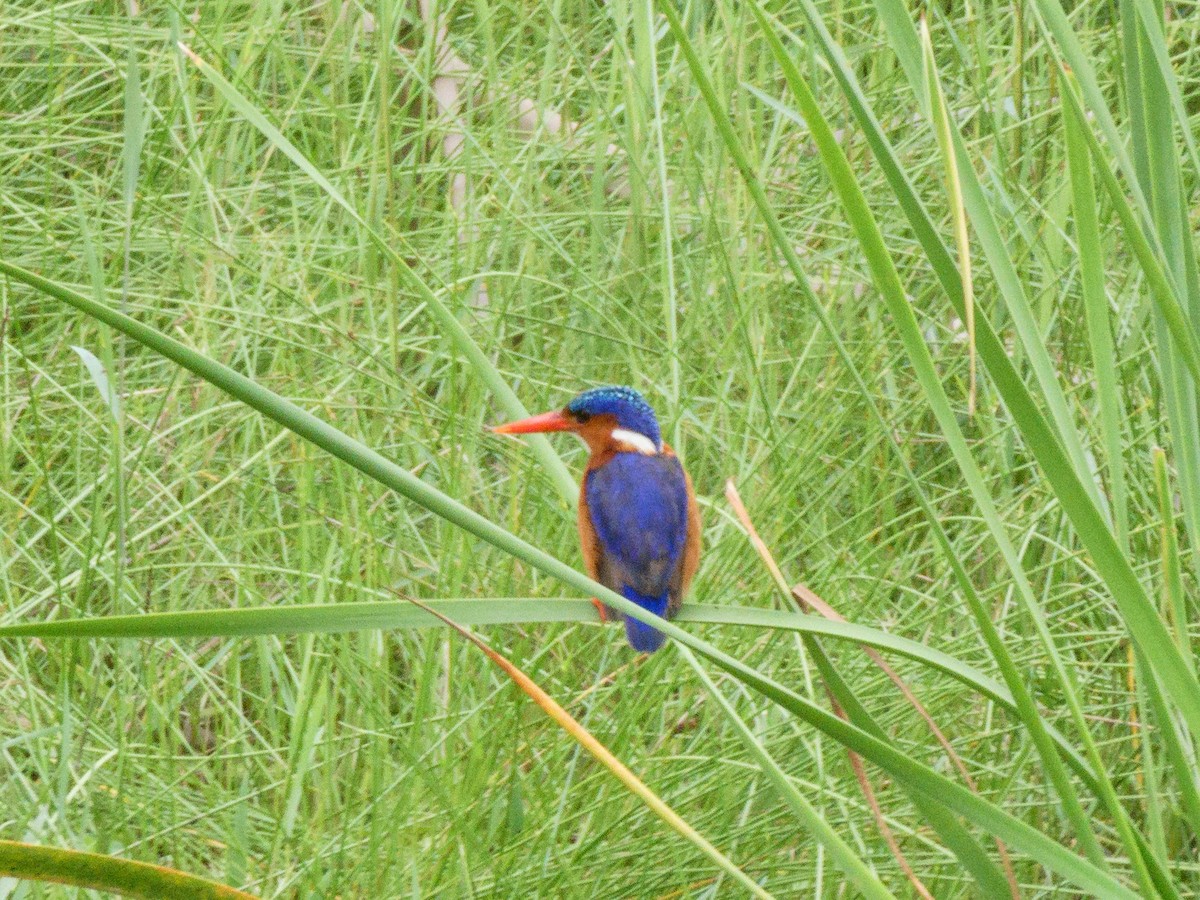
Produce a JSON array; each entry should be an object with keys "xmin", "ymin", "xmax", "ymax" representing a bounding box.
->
[{"xmin": 491, "ymin": 386, "xmax": 701, "ymax": 653}]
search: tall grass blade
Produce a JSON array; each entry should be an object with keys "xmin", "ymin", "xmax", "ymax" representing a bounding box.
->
[
  {"xmin": 0, "ymin": 840, "xmax": 256, "ymax": 899},
  {"xmin": 0, "ymin": 599, "xmax": 1059, "ymax": 734},
  {"xmin": 1063, "ymin": 81, "xmax": 1128, "ymax": 542},
  {"xmin": 920, "ymin": 19, "xmax": 976, "ymax": 417}
]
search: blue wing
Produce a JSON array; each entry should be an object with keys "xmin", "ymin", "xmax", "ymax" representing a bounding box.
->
[{"xmin": 585, "ymin": 453, "xmax": 689, "ymax": 651}]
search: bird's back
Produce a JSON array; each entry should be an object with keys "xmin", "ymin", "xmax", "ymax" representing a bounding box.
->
[{"xmin": 583, "ymin": 452, "xmax": 690, "ymax": 650}]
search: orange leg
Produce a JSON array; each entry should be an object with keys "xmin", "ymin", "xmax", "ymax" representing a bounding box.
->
[{"xmin": 591, "ymin": 598, "xmax": 611, "ymax": 622}]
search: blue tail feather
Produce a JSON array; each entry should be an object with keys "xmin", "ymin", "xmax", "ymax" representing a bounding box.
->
[{"xmin": 621, "ymin": 587, "xmax": 670, "ymax": 653}]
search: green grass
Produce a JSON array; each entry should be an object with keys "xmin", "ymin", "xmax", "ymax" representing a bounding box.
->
[{"xmin": 2, "ymin": 0, "xmax": 1199, "ymax": 896}]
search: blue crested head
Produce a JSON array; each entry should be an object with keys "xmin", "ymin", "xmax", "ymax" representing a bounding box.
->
[{"xmin": 567, "ymin": 385, "xmax": 661, "ymax": 448}]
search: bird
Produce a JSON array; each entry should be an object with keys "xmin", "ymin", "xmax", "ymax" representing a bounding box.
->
[{"xmin": 491, "ymin": 386, "xmax": 701, "ymax": 652}]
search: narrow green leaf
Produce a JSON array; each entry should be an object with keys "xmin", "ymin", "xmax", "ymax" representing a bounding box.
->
[
  {"xmin": 122, "ymin": 43, "xmax": 144, "ymax": 216},
  {"xmin": 1063, "ymin": 80, "xmax": 1128, "ymax": 543},
  {"xmin": 0, "ymin": 599, "xmax": 1027, "ymax": 721},
  {"xmin": 70, "ymin": 345, "xmax": 121, "ymax": 420},
  {"xmin": 0, "ymin": 840, "xmax": 256, "ymax": 900}
]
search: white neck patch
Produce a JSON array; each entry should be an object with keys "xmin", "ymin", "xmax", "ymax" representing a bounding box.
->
[{"xmin": 611, "ymin": 428, "xmax": 660, "ymax": 455}]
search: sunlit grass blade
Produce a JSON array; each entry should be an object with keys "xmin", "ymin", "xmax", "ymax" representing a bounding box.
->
[
  {"xmin": 920, "ymin": 18, "xmax": 975, "ymax": 418},
  {"xmin": 0, "ymin": 840, "xmax": 256, "ymax": 900},
  {"xmin": 3, "ymin": 256, "xmax": 1139, "ymax": 897},
  {"xmin": 175, "ymin": 42, "xmax": 576, "ymax": 503},
  {"xmin": 1063, "ymin": 77, "xmax": 1128, "ymax": 543},
  {"xmin": 0, "ymin": 598, "xmax": 1040, "ymax": 720},
  {"xmin": 404, "ymin": 599, "xmax": 774, "ymax": 900}
]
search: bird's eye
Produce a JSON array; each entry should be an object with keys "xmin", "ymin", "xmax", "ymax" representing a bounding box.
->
[{"xmin": 573, "ymin": 410, "xmax": 591, "ymax": 424}]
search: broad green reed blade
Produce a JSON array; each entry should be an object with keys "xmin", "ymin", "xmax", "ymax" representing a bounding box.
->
[
  {"xmin": 0, "ymin": 258, "xmax": 1138, "ymax": 898},
  {"xmin": 176, "ymin": 43, "xmax": 576, "ymax": 504},
  {"xmin": 743, "ymin": 2, "xmax": 1125, "ymax": 882},
  {"xmin": 0, "ymin": 594, "xmax": 1107, "ymax": 784},
  {"xmin": 1121, "ymin": 0, "xmax": 1200, "ymax": 182},
  {"xmin": 1063, "ymin": 79, "xmax": 1128, "ymax": 544},
  {"xmin": 817, "ymin": 6, "xmax": 1173, "ymax": 889},
  {"xmin": 0, "ymin": 840, "xmax": 256, "ymax": 900},
  {"xmin": 638, "ymin": 1, "xmax": 684, "ymax": 451}
]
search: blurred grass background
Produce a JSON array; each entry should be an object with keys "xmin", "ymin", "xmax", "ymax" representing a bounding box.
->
[{"xmin": 2, "ymin": 0, "xmax": 1198, "ymax": 895}]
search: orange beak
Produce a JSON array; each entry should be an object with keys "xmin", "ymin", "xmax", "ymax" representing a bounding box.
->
[{"xmin": 490, "ymin": 409, "xmax": 574, "ymax": 435}]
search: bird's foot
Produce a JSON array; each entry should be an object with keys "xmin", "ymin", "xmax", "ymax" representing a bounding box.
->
[{"xmin": 591, "ymin": 598, "xmax": 612, "ymax": 622}]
